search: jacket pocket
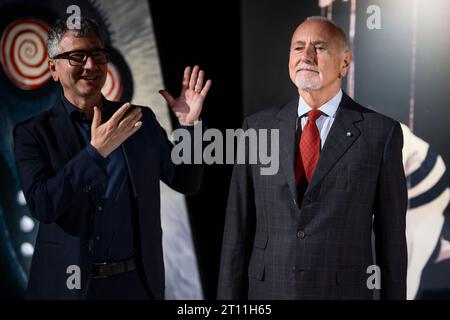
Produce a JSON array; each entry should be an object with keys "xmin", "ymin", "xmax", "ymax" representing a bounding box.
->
[
  {"xmin": 248, "ymin": 234, "xmax": 268, "ymax": 280},
  {"xmin": 248, "ymin": 261, "xmax": 265, "ymax": 281}
]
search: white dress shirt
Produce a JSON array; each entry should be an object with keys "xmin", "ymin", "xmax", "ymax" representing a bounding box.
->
[{"xmin": 297, "ymin": 90, "xmax": 342, "ymax": 149}]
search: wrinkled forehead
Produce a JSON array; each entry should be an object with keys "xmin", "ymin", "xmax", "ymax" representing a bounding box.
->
[{"xmin": 291, "ymin": 20, "xmax": 342, "ymax": 47}]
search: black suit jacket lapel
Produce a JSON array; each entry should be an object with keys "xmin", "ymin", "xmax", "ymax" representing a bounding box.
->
[
  {"xmin": 122, "ymin": 130, "xmax": 139, "ymax": 198},
  {"xmin": 305, "ymin": 93, "xmax": 363, "ymax": 195},
  {"xmin": 276, "ymin": 98, "xmax": 299, "ymax": 200},
  {"xmin": 48, "ymin": 99, "xmax": 83, "ymax": 163}
]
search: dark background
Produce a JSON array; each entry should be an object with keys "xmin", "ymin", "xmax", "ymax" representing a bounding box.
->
[{"xmin": 149, "ymin": 0, "xmax": 242, "ymax": 300}]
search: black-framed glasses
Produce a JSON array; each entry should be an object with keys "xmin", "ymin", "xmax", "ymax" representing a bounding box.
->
[{"xmin": 51, "ymin": 49, "xmax": 109, "ymax": 66}]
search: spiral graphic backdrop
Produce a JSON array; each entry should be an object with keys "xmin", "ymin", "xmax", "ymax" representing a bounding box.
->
[
  {"xmin": 102, "ymin": 62, "xmax": 123, "ymax": 102},
  {"xmin": 0, "ymin": 19, "xmax": 51, "ymax": 90}
]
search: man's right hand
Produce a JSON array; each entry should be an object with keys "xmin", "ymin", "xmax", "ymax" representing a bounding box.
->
[{"xmin": 90, "ymin": 102, "xmax": 142, "ymax": 158}]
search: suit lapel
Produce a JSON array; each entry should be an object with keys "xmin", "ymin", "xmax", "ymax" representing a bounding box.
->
[
  {"xmin": 305, "ymin": 93, "xmax": 363, "ymax": 195},
  {"xmin": 48, "ymin": 99, "xmax": 83, "ymax": 161},
  {"xmin": 122, "ymin": 134, "xmax": 139, "ymax": 197},
  {"xmin": 276, "ymin": 98, "xmax": 299, "ymax": 199}
]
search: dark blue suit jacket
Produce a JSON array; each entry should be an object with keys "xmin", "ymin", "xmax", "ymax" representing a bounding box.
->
[{"xmin": 13, "ymin": 98, "xmax": 202, "ymax": 299}]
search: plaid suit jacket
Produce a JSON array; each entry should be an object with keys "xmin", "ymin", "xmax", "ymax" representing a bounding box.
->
[{"xmin": 217, "ymin": 92, "xmax": 407, "ymax": 300}]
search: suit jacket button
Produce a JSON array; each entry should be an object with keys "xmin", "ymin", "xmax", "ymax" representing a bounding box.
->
[
  {"xmin": 84, "ymin": 185, "xmax": 92, "ymax": 192},
  {"xmin": 296, "ymin": 230, "xmax": 306, "ymax": 239}
]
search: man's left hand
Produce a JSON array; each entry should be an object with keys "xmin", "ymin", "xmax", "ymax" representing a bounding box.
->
[{"xmin": 159, "ymin": 65, "xmax": 211, "ymax": 126}]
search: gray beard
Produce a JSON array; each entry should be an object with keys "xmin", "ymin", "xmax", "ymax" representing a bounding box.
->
[{"xmin": 295, "ymin": 73, "xmax": 322, "ymax": 90}]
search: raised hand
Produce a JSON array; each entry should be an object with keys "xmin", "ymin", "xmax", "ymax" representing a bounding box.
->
[
  {"xmin": 90, "ymin": 102, "xmax": 142, "ymax": 158},
  {"xmin": 159, "ymin": 65, "xmax": 211, "ymax": 126}
]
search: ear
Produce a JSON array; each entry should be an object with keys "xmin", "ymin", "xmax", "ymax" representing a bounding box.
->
[
  {"xmin": 48, "ymin": 59, "xmax": 59, "ymax": 82},
  {"xmin": 340, "ymin": 50, "xmax": 353, "ymax": 77}
]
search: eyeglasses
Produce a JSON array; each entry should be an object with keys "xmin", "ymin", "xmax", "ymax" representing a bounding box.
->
[{"xmin": 51, "ymin": 49, "xmax": 109, "ymax": 66}]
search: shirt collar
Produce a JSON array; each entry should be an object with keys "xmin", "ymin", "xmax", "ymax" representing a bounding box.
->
[
  {"xmin": 297, "ymin": 89, "xmax": 342, "ymax": 118},
  {"xmin": 61, "ymin": 92, "xmax": 109, "ymax": 122}
]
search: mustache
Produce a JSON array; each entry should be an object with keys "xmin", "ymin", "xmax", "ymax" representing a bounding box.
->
[{"xmin": 295, "ymin": 63, "xmax": 319, "ymax": 73}]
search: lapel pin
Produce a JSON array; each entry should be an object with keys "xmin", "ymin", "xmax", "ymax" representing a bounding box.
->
[{"xmin": 346, "ymin": 131, "xmax": 352, "ymax": 137}]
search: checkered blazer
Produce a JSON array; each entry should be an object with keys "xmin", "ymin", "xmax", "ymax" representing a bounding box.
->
[{"xmin": 217, "ymin": 93, "xmax": 407, "ymax": 300}]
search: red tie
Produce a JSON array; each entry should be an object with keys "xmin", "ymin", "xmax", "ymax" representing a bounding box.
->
[{"xmin": 296, "ymin": 110, "xmax": 322, "ymax": 184}]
